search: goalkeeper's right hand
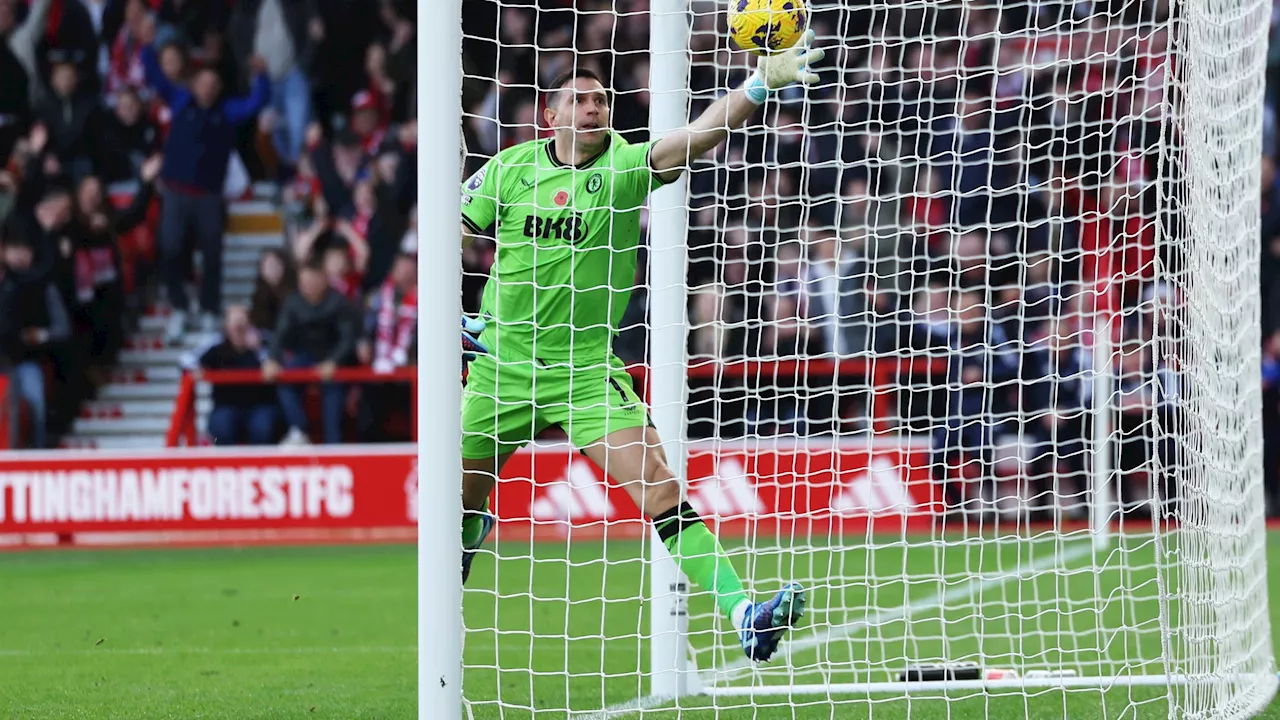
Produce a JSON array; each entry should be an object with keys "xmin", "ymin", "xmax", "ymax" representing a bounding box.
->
[
  {"xmin": 462, "ymin": 315, "xmax": 489, "ymax": 361},
  {"xmin": 744, "ymin": 29, "xmax": 824, "ymax": 103}
]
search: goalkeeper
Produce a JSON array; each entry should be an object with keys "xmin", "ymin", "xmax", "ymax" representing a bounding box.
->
[{"xmin": 458, "ymin": 32, "xmax": 823, "ymax": 662}]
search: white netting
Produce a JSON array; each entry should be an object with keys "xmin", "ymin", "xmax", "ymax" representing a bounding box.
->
[{"xmin": 454, "ymin": 0, "xmax": 1275, "ymax": 717}]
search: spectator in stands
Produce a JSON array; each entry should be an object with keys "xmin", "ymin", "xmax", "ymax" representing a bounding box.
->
[
  {"xmin": 1263, "ymin": 330, "xmax": 1280, "ymax": 516},
  {"xmin": 198, "ymin": 305, "xmax": 279, "ymax": 446},
  {"xmin": 1261, "ymin": 155, "xmax": 1280, "ymax": 336},
  {"xmin": 348, "ymin": 90, "xmax": 387, "ymax": 156},
  {"xmin": 9, "ymin": 125, "xmax": 72, "ymax": 290},
  {"xmin": 157, "ymin": 40, "xmax": 186, "ymax": 83},
  {"xmin": 282, "ymin": 128, "xmax": 322, "ymax": 227},
  {"xmin": 265, "ymin": 260, "xmax": 357, "ymax": 445},
  {"xmin": 319, "ymin": 226, "xmax": 366, "ymax": 302},
  {"xmin": 770, "ymin": 243, "xmax": 813, "ymax": 357},
  {"xmin": 40, "ymin": 0, "xmax": 99, "ymax": 95},
  {"xmin": 104, "ymin": 0, "xmax": 151, "ymax": 99},
  {"xmin": 371, "ymin": 0, "xmax": 416, "ymax": 121},
  {"xmin": 803, "ymin": 233, "xmax": 905, "ymax": 357},
  {"xmin": 1023, "ymin": 312, "xmax": 1092, "ymax": 519},
  {"xmin": 228, "ymin": 0, "xmax": 324, "ymax": 177},
  {"xmin": 70, "ymin": 155, "xmax": 163, "ymax": 382},
  {"xmin": 157, "ymin": 0, "xmax": 227, "ymax": 55},
  {"xmin": 360, "ymin": 161, "xmax": 411, "ymax": 291},
  {"xmin": 1113, "ymin": 331, "xmax": 1180, "ymax": 518},
  {"xmin": 291, "ymin": 184, "xmax": 369, "ymax": 302},
  {"xmin": 0, "ymin": 0, "xmax": 43, "ymax": 164},
  {"xmin": 356, "ymin": 234, "xmax": 416, "ymax": 441},
  {"xmin": 0, "ymin": 233, "xmax": 71, "ymax": 449},
  {"xmin": 96, "ymin": 87, "xmax": 160, "ymax": 183},
  {"xmin": 312, "ymin": 128, "xmax": 367, "ymax": 220},
  {"xmin": 38, "ymin": 61, "xmax": 98, "ymax": 182},
  {"xmin": 249, "ymin": 248, "xmax": 296, "ymax": 339},
  {"xmin": 5, "ymin": 122, "xmax": 87, "ymax": 438},
  {"xmin": 933, "ymin": 289, "xmax": 1022, "ymax": 515},
  {"xmin": 140, "ymin": 26, "xmax": 270, "ymax": 342},
  {"xmin": 460, "ymin": 223, "xmax": 494, "ymax": 314}
]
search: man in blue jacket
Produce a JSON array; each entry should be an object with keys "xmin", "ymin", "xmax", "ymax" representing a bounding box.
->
[{"xmin": 141, "ymin": 32, "xmax": 270, "ymax": 344}]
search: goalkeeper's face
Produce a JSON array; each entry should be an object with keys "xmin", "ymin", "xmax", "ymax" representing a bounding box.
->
[{"xmin": 545, "ymin": 77, "xmax": 611, "ymax": 153}]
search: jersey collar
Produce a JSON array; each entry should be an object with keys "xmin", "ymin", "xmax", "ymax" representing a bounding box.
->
[{"xmin": 545, "ymin": 134, "xmax": 613, "ymax": 170}]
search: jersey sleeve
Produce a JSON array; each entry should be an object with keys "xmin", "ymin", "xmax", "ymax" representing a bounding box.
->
[
  {"xmin": 460, "ymin": 158, "xmax": 500, "ymax": 233},
  {"xmin": 611, "ymin": 139, "xmax": 673, "ymax": 206}
]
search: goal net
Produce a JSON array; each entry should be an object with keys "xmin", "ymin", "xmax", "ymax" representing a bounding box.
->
[{"xmin": 425, "ymin": 0, "xmax": 1277, "ymax": 717}]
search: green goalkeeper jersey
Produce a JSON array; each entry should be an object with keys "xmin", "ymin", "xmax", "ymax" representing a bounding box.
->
[{"xmin": 460, "ymin": 132, "xmax": 669, "ymax": 366}]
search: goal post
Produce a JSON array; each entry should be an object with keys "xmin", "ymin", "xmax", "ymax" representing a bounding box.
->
[
  {"xmin": 434, "ymin": 0, "xmax": 1278, "ymax": 717},
  {"xmin": 417, "ymin": 0, "xmax": 464, "ymax": 718},
  {"xmin": 648, "ymin": 0, "xmax": 700, "ymax": 700}
]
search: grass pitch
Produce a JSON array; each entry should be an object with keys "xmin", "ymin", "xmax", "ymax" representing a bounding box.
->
[{"xmin": 1, "ymin": 534, "xmax": 1278, "ymax": 719}]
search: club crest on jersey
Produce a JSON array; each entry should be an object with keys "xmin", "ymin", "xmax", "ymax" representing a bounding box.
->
[
  {"xmin": 586, "ymin": 173, "xmax": 603, "ymax": 194},
  {"xmin": 553, "ymin": 190, "xmax": 570, "ymax": 206},
  {"xmin": 466, "ymin": 168, "xmax": 486, "ymax": 191}
]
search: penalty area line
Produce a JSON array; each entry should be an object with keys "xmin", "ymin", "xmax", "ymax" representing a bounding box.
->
[{"xmin": 571, "ymin": 541, "xmax": 1094, "ymax": 720}]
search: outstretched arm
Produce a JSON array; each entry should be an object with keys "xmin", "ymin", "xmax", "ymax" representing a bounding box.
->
[
  {"xmin": 10, "ymin": 0, "xmax": 52, "ymax": 105},
  {"xmin": 648, "ymin": 31, "xmax": 822, "ymax": 183},
  {"xmin": 141, "ymin": 44, "xmax": 188, "ymax": 108},
  {"xmin": 224, "ymin": 65, "xmax": 271, "ymax": 124}
]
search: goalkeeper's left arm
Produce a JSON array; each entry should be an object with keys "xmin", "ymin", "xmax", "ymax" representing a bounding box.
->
[{"xmin": 648, "ymin": 30, "xmax": 823, "ymax": 183}]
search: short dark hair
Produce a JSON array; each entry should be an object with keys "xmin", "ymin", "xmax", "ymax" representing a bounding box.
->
[
  {"xmin": 300, "ymin": 258, "xmax": 327, "ymax": 274},
  {"xmin": 547, "ymin": 68, "xmax": 609, "ymax": 108},
  {"xmin": 2, "ymin": 218, "xmax": 32, "ymax": 250},
  {"xmin": 41, "ymin": 181, "xmax": 72, "ymax": 202}
]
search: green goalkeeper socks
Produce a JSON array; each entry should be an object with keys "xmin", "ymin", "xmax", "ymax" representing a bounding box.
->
[
  {"xmin": 462, "ymin": 499, "xmax": 490, "ymax": 548},
  {"xmin": 654, "ymin": 501, "xmax": 749, "ymax": 622}
]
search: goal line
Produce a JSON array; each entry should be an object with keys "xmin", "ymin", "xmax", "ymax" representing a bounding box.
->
[{"xmin": 707, "ymin": 673, "xmax": 1280, "ymax": 697}]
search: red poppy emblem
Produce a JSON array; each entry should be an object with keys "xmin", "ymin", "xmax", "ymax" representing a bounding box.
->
[{"xmin": 553, "ymin": 190, "xmax": 569, "ymax": 207}]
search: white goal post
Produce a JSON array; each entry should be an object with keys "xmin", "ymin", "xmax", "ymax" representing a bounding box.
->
[
  {"xmin": 418, "ymin": 0, "xmax": 464, "ymax": 714},
  {"xmin": 422, "ymin": 0, "xmax": 1278, "ymax": 717}
]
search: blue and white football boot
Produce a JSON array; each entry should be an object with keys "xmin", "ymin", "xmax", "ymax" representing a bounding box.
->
[
  {"xmin": 460, "ymin": 512, "xmax": 495, "ymax": 585},
  {"xmin": 738, "ymin": 582, "xmax": 806, "ymax": 662}
]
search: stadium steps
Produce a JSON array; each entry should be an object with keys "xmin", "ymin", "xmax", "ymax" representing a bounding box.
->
[
  {"xmin": 60, "ymin": 435, "xmax": 184, "ymax": 451},
  {"xmin": 58, "ymin": 199, "xmax": 283, "ymax": 451}
]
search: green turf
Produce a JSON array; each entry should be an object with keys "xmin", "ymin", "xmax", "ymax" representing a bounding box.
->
[{"xmin": 0, "ymin": 534, "xmax": 1277, "ymax": 719}]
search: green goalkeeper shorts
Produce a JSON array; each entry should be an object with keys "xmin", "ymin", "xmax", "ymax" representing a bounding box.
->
[{"xmin": 460, "ymin": 353, "xmax": 649, "ymax": 460}]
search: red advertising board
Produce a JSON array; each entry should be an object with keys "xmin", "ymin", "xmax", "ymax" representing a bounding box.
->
[
  {"xmin": 492, "ymin": 439, "xmax": 939, "ymax": 539},
  {"xmin": 0, "ymin": 446, "xmax": 417, "ymax": 534},
  {"xmin": 0, "ymin": 440, "xmax": 938, "ymax": 545}
]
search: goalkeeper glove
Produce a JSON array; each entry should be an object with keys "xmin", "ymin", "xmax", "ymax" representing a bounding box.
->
[
  {"xmin": 462, "ymin": 315, "xmax": 489, "ymax": 361},
  {"xmin": 742, "ymin": 29, "xmax": 824, "ymax": 104}
]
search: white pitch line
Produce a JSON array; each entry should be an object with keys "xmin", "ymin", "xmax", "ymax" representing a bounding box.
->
[
  {"xmin": 0, "ymin": 645, "xmax": 415, "ymax": 657},
  {"xmin": 571, "ymin": 541, "xmax": 1094, "ymax": 720}
]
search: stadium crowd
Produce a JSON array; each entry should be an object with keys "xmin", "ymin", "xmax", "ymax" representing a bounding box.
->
[
  {"xmin": 461, "ymin": 0, "xmax": 1213, "ymax": 520},
  {"xmin": 0, "ymin": 0, "xmax": 421, "ymax": 448},
  {"xmin": 0, "ymin": 0, "xmax": 1275, "ymax": 519}
]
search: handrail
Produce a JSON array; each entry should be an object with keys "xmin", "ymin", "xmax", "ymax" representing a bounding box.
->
[
  {"xmin": 168, "ymin": 359, "xmax": 950, "ymax": 447},
  {"xmin": 168, "ymin": 366, "xmax": 419, "ymax": 447},
  {"xmin": 683, "ymin": 356, "xmax": 948, "ymax": 379},
  {"xmin": 165, "ymin": 371, "xmax": 197, "ymax": 447},
  {"xmin": 196, "ymin": 367, "xmax": 417, "ymax": 384},
  {"xmin": 194, "ymin": 360, "xmax": 943, "ymax": 386},
  {"xmin": 0, "ymin": 374, "xmax": 10, "ymax": 450}
]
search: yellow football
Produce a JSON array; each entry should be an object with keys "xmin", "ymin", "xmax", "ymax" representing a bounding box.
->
[{"xmin": 728, "ymin": 0, "xmax": 808, "ymax": 56}]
